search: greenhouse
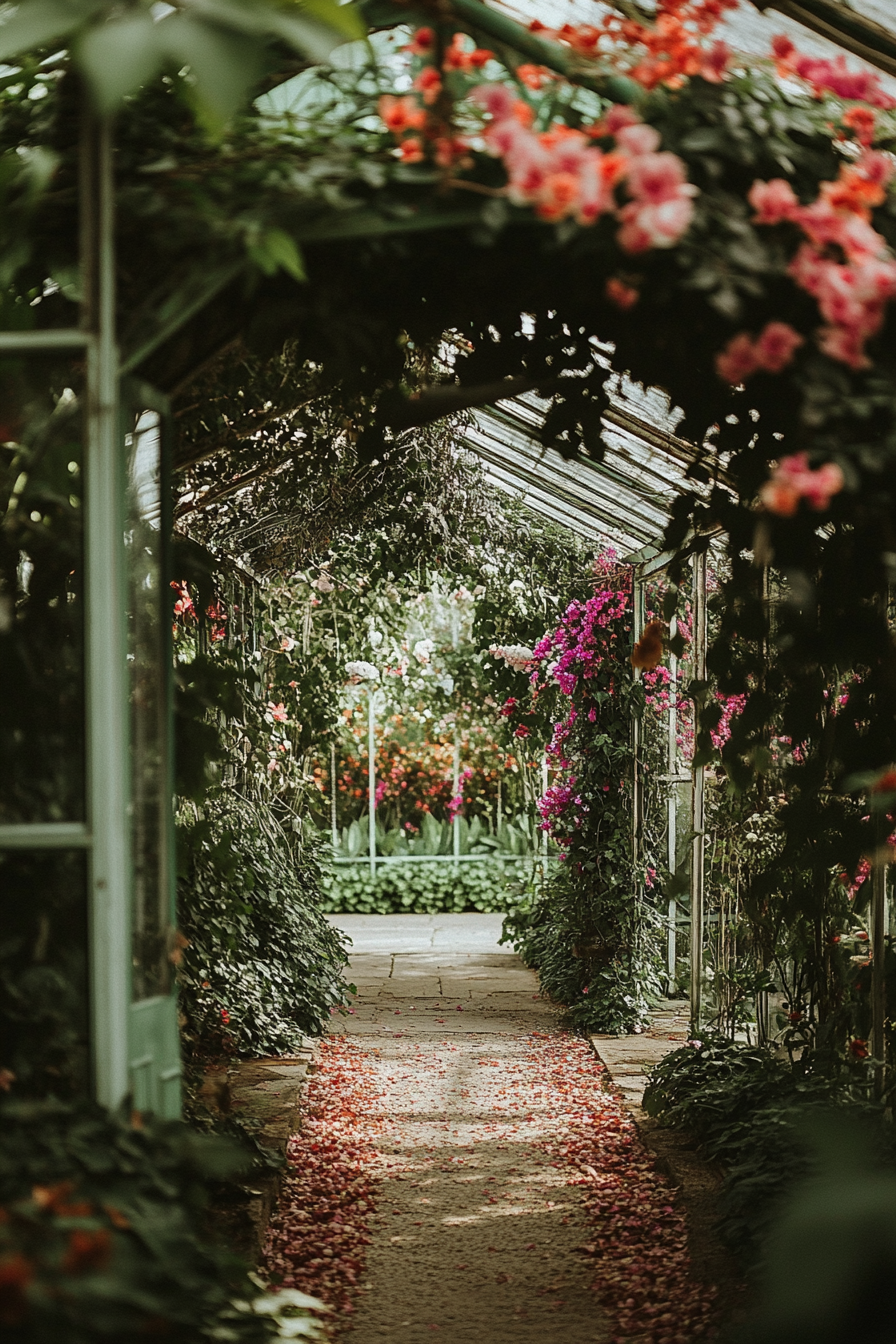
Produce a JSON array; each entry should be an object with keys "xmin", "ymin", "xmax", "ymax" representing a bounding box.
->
[{"xmin": 2, "ymin": 0, "xmax": 896, "ymax": 1340}]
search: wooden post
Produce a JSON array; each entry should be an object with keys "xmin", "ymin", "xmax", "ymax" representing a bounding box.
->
[{"xmin": 690, "ymin": 551, "xmax": 708, "ymax": 1028}]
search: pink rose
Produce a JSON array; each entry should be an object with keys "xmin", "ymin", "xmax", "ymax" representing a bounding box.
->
[
  {"xmin": 754, "ymin": 321, "xmax": 804, "ymax": 373},
  {"xmin": 748, "ymin": 178, "xmax": 798, "ymax": 225}
]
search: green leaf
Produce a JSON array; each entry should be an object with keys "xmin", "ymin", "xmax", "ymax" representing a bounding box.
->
[
  {"xmin": 266, "ymin": 9, "xmax": 352, "ymax": 61},
  {"xmin": 293, "ymin": 0, "xmax": 366, "ymax": 41},
  {"xmin": 76, "ymin": 13, "xmax": 165, "ymax": 113},
  {"xmin": 159, "ymin": 12, "xmax": 266, "ymax": 128},
  {"xmin": 248, "ymin": 226, "xmax": 307, "ymax": 282},
  {"xmin": 0, "ymin": 0, "xmax": 97, "ymax": 62}
]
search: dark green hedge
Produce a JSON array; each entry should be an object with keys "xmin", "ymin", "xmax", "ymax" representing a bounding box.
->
[{"xmin": 321, "ymin": 858, "xmax": 535, "ymax": 914}]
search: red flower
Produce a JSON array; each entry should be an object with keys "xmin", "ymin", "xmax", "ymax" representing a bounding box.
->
[
  {"xmin": 849, "ymin": 1037, "xmax": 869, "ymax": 1060},
  {"xmin": 413, "ymin": 66, "xmax": 442, "ymax": 105},
  {"xmin": 0, "ymin": 1253, "xmax": 33, "ymax": 1325},
  {"xmin": 62, "ymin": 1229, "xmax": 112, "ymax": 1274},
  {"xmin": 402, "ymin": 26, "xmax": 434, "ymax": 56},
  {"xmin": 514, "ymin": 725, "xmax": 530, "ymax": 739},
  {"xmin": 606, "ymin": 277, "xmax": 639, "ymax": 310},
  {"xmin": 220, "ymin": 1008, "xmax": 231, "ymax": 1025}
]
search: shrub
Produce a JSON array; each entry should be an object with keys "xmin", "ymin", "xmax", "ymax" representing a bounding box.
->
[
  {"xmin": 503, "ymin": 864, "xmax": 664, "ymax": 1034},
  {"xmin": 322, "ymin": 857, "xmax": 535, "ymax": 915},
  {"xmin": 642, "ymin": 1034, "xmax": 883, "ymax": 1259},
  {"xmin": 178, "ymin": 797, "xmax": 349, "ymax": 1060}
]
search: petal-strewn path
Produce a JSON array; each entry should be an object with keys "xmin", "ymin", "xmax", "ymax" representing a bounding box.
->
[{"xmin": 264, "ymin": 916, "xmax": 716, "ymax": 1344}]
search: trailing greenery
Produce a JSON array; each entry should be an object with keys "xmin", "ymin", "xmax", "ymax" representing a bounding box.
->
[
  {"xmin": 498, "ymin": 562, "xmax": 669, "ymax": 1033},
  {"xmin": 642, "ymin": 1034, "xmax": 885, "ymax": 1261},
  {"xmin": 322, "ymin": 856, "xmax": 536, "ymax": 915},
  {"xmin": 177, "ymin": 795, "xmax": 348, "ymax": 1060},
  {"xmin": 0, "ymin": 1096, "xmax": 325, "ymax": 1341}
]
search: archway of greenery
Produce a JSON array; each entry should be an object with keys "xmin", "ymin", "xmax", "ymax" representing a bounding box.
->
[{"xmin": 4, "ymin": 0, "xmax": 896, "ymax": 1338}]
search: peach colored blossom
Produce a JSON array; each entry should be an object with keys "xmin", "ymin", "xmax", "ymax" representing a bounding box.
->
[
  {"xmin": 606, "ymin": 278, "xmax": 639, "ymax": 309},
  {"xmin": 615, "ymin": 123, "xmax": 661, "ymax": 156},
  {"xmin": 748, "ymin": 177, "xmax": 798, "ymax": 225},
  {"xmin": 759, "ymin": 478, "xmax": 800, "ymax": 517},
  {"xmin": 378, "ymin": 94, "xmax": 425, "ymax": 135},
  {"xmin": 754, "ymin": 321, "xmax": 804, "ymax": 372},
  {"xmin": 715, "ymin": 332, "xmax": 759, "ymax": 384}
]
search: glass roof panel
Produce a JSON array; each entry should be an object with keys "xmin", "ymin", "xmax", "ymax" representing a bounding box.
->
[{"xmin": 462, "ymin": 381, "xmax": 707, "ymax": 556}]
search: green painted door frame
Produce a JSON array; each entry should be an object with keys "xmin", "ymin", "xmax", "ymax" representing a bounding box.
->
[{"xmin": 0, "ymin": 113, "xmax": 181, "ymax": 1117}]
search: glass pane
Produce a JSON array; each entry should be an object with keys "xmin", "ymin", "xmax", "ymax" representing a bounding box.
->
[
  {"xmin": 126, "ymin": 408, "xmax": 172, "ymax": 1001},
  {"xmin": 0, "ymin": 354, "xmax": 85, "ymax": 823},
  {"xmin": 0, "ymin": 848, "xmax": 90, "ymax": 1096}
]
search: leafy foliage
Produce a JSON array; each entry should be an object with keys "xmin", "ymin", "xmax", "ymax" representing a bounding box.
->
[
  {"xmin": 642, "ymin": 1033, "xmax": 884, "ymax": 1259},
  {"xmin": 0, "ymin": 1096, "xmax": 326, "ymax": 1341},
  {"xmin": 177, "ymin": 796, "xmax": 348, "ymax": 1059},
  {"xmin": 500, "ymin": 560, "xmax": 668, "ymax": 1032},
  {"xmin": 322, "ymin": 856, "xmax": 535, "ymax": 916}
]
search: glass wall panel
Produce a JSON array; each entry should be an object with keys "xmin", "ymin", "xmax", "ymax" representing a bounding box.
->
[
  {"xmin": 125, "ymin": 405, "xmax": 172, "ymax": 1001},
  {"xmin": 0, "ymin": 848, "xmax": 90, "ymax": 1096},
  {"xmin": 0, "ymin": 355, "xmax": 85, "ymax": 823}
]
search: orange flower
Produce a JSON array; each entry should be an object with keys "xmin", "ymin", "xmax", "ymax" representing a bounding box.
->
[
  {"xmin": 842, "ymin": 106, "xmax": 876, "ymax": 147},
  {"xmin": 517, "ymin": 63, "xmax": 551, "ymax": 90},
  {"xmin": 536, "ymin": 171, "xmax": 581, "ymax": 220},
  {"xmin": 413, "ymin": 66, "xmax": 442, "ymax": 106},
  {"xmin": 32, "ymin": 1183, "xmax": 92, "ymax": 1218},
  {"xmin": 378, "ymin": 95, "xmax": 426, "ymax": 136},
  {"xmin": 62, "ymin": 1229, "xmax": 112, "ymax": 1274},
  {"xmin": 606, "ymin": 278, "xmax": 639, "ymax": 310},
  {"xmin": 631, "ymin": 621, "xmax": 665, "ymax": 670},
  {"xmin": 399, "ymin": 137, "xmax": 425, "ymax": 163}
]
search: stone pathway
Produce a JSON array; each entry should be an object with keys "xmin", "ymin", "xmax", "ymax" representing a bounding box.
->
[
  {"xmin": 590, "ymin": 1001, "xmax": 690, "ymax": 1108},
  {"xmin": 325, "ymin": 913, "xmax": 611, "ymax": 1342},
  {"xmin": 331, "ymin": 911, "xmax": 557, "ymax": 1037}
]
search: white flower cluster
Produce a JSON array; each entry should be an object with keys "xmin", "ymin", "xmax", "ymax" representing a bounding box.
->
[
  {"xmin": 345, "ymin": 660, "xmax": 379, "ymax": 682},
  {"xmin": 489, "ymin": 643, "xmax": 535, "ymax": 672},
  {"xmin": 413, "ymin": 638, "xmax": 434, "ymax": 665}
]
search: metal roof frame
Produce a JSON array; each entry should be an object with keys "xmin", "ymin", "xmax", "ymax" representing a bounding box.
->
[{"xmin": 462, "ymin": 382, "xmax": 710, "ymax": 561}]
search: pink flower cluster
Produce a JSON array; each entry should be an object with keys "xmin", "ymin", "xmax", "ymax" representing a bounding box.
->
[
  {"xmin": 710, "ymin": 691, "xmax": 747, "ymax": 749},
  {"xmin": 472, "ymin": 88, "xmax": 697, "ymax": 251},
  {"xmin": 759, "ymin": 452, "xmax": 845, "ymax": 516},
  {"xmin": 715, "ymin": 321, "xmax": 804, "ymax": 383},
  {"xmin": 531, "ymin": 585, "xmax": 629, "ymax": 698},
  {"xmin": 771, "ymin": 34, "xmax": 896, "ymax": 111},
  {"xmin": 747, "ymin": 150, "xmax": 896, "ymax": 370}
]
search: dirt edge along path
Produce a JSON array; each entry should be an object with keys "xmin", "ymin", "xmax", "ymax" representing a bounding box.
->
[{"xmin": 264, "ymin": 1039, "xmax": 383, "ymax": 1326}]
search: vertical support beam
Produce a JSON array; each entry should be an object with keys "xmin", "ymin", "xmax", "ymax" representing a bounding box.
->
[
  {"xmin": 631, "ymin": 574, "xmax": 646, "ymax": 869},
  {"xmin": 667, "ymin": 615, "xmax": 679, "ymax": 987},
  {"xmin": 368, "ymin": 689, "xmax": 376, "ymax": 877},
  {"xmin": 690, "ymin": 551, "xmax": 708, "ymax": 1028},
  {"xmin": 871, "ymin": 843, "xmax": 888, "ymax": 1094},
  {"xmin": 452, "ymin": 726, "xmax": 461, "ymax": 869},
  {"xmin": 330, "ymin": 740, "xmax": 338, "ymax": 851},
  {"xmin": 83, "ymin": 114, "xmax": 129, "ymax": 1108}
]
